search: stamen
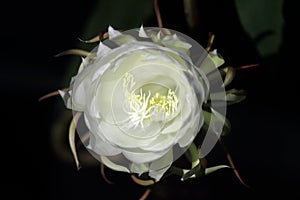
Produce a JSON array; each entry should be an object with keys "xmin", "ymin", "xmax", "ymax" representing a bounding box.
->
[
  {"xmin": 122, "ymin": 73, "xmax": 179, "ymax": 129},
  {"xmin": 123, "ymin": 72, "xmax": 135, "ymax": 89},
  {"xmin": 126, "ymin": 90, "xmax": 153, "ymax": 128}
]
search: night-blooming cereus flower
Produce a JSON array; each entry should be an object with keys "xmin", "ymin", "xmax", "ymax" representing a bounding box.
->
[{"xmin": 59, "ymin": 26, "xmax": 226, "ymax": 182}]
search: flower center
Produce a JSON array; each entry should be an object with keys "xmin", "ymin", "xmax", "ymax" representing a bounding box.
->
[{"xmin": 123, "ymin": 73, "xmax": 178, "ymax": 129}]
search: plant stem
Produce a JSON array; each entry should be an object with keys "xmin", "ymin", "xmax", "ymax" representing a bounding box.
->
[{"xmin": 154, "ymin": 0, "xmax": 163, "ymax": 28}]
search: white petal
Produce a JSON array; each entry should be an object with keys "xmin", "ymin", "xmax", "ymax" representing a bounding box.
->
[
  {"xmin": 108, "ymin": 25, "xmax": 121, "ymax": 39},
  {"xmin": 177, "ymin": 107, "xmax": 201, "ymax": 147},
  {"xmin": 110, "ymin": 34, "xmax": 135, "ymax": 46},
  {"xmin": 161, "ymin": 35, "xmax": 192, "ymax": 54},
  {"xmin": 161, "ymin": 118, "xmax": 182, "ymax": 134},
  {"xmin": 210, "ymin": 49, "xmax": 218, "ymax": 56},
  {"xmin": 91, "ymin": 62, "xmax": 110, "ymax": 82},
  {"xmin": 175, "ymin": 94, "xmax": 201, "ymax": 148},
  {"xmin": 122, "ymin": 149, "xmax": 169, "ymax": 164},
  {"xmin": 58, "ymin": 90, "xmax": 72, "ymax": 109},
  {"xmin": 98, "ymin": 121, "xmax": 157, "ymax": 148},
  {"xmin": 77, "ymin": 58, "xmax": 85, "ymax": 73},
  {"xmin": 96, "ymin": 42, "xmax": 111, "ymax": 58},
  {"xmin": 72, "ymin": 79, "xmax": 88, "ymax": 110},
  {"xmin": 149, "ymin": 149, "xmax": 173, "ymax": 181},
  {"xmin": 138, "ymin": 25, "xmax": 148, "ymax": 38},
  {"xmin": 87, "ymin": 132, "xmax": 122, "ymax": 156},
  {"xmin": 140, "ymin": 133, "xmax": 174, "ymax": 152},
  {"xmin": 178, "ymin": 112, "xmax": 201, "ymax": 147},
  {"xmin": 157, "ymin": 30, "xmax": 162, "ymax": 40}
]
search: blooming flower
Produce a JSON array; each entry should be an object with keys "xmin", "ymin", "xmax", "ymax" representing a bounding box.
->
[{"xmin": 59, "ymin": 26, "xmax": 227, "ymax": 182}]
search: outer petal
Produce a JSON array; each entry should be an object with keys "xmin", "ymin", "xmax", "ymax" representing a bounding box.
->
[
  {"xmin": 130, "ymin": 163, "xmax": 149, "ymax": 176},
  {"xmin": 122, "ymin": 148, "xmax": 169, "ymax": 164},
  {"xmin": 87, "ymin": 132, "xmax": 122, "ymax": 156},
  {"xmin": 72, "ymin": 79, "xmax": 88, "ymax": 110},
  {"xmin": 110, "ymin": 34, "xmax": 136, "ymax": 46},
  {"xmin": 138, "ymin": 25, "xmax": 148, "ymax": 38},
  {"xmin": 149, "ymin": 148, "xmax": 173, "ymax": 181},
  {"xmin": 108, "ymin": 26, "xmax": 121, "ymax": 39},
  {"xmin": 58, "ymin": 89, "xmax": 72, "ymax": 109},
  {"xmin": 161, "ymin": 34, "xmax": 192, "ymax": 54},
  {"xmin": 96, "ymin": 42, "xmax": 111, "ymax": 59},
  {"xmin": 177, "ymin": 95, "xmax": 202, "ymax": 148},
  {"xmin": 100, "ymin": 155, "xmax": 130, "ymax": 173}
]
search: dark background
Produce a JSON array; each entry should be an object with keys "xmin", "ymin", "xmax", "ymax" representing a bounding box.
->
[{"xmin": 1, "ymin": 0, "xmax": 299, "ymax": 199}]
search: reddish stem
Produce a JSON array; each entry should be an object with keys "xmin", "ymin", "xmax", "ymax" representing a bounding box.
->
[
  {"xmin": 154, "ymin": 0, "xmax": 163, "ymax": 28},
  {"xmin": 38, "ymin": 88, "xmax": 69, "ymax": 102},
  {"xmin": 236, "ymin": 63, "xmax": 259, "ymax": 70},
  {"xmin": 100, "ymin": 163, "xmax": 114, "ymax": 184},
  {"xmin": 218, "ymin": 139, "xmax": 250, "ymax": 188},
  {"xmin": 139, "ymin": 188, "xmax": 152, "ymax": 200}
]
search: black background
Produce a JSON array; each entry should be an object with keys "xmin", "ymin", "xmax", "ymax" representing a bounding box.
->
[{"xmin": 1, "ymin": 0, "xmax": 299, "ymax": 199}]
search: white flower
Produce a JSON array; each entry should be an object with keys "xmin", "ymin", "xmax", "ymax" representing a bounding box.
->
[{"xmin": 60, "ymin": 26, "xmax": 226, "ymax": 182}]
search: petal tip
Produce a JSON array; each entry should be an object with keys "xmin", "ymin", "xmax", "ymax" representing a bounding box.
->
[
  {"xmin": 139, "ymin": 25, "xmax": 148, "ymax": 38},
  {"xmin": 108, "ymin": 25, "xmax": 121, "ymax": 39}
]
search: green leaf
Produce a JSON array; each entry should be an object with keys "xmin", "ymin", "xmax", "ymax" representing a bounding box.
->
[
  {"xmin": 221, "ymin": 115, "xmax": 232, "ymax": 137},
  {"xmin": 221, "ymin": 67, "xmax": 236, "ymax": 87},
  {"xmin": 234, "ymin": 0, "xmax": 284, "ymax": 57},
  {"xmin": 209, "ymin": 50, "xmax": 225, "ymax": 68},
  {"xmin": 181, "ymin": 163, "xmax": 202, "ymax": 181},
  {"xmin": 183, "ymin": 0, "xmax": 199, "ymax": 29},
  {"xmin": 200, "ymin": 109, "xmax": 231, "ymax": 138},
  {"xmin": 205, "ymin": 165, "xmax": 230, "ymax": 175},
  {"xmin": 226, "ymin": 89, "xmax": 247, "ymax": 106},
  {"xmin": 210, "ymin": 108, "xmax": 232, "ymax": 136},
  {"xmin": 205, "ymin": 88, "xmax": 246, "ymax": 107}
]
